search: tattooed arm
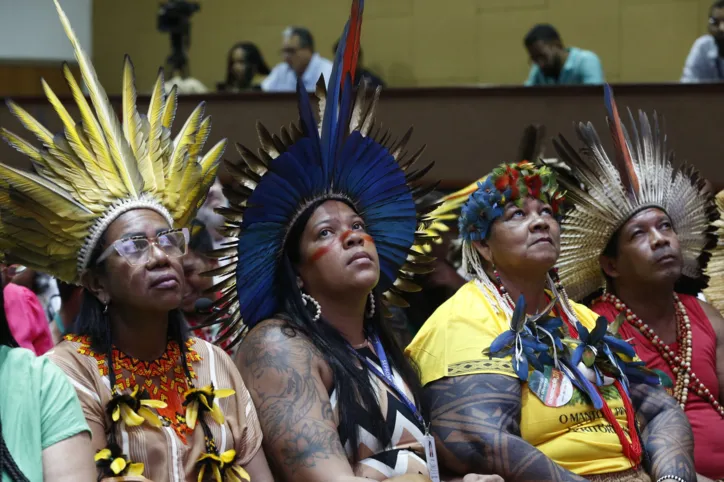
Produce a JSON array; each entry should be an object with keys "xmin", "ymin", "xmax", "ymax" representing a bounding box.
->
[
  {"xmin": 234, "ymin": 320, "xmax": 358, "ymax": 481},
  {"xmin": 424, "ymin": 373, "xmax": 587, "ymax": 482},
  {"xmin": 629, "ymin": 383, "xmax": 695, "ymax": 481}
]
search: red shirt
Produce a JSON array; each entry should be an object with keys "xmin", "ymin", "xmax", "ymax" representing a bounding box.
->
[
  {"xmin": 3, "ymin": 283, "xmax": 53, "ymax": 355},
  {"xmin": 592, "ymin": 294, "xmax": 724, "ymax": 479}
]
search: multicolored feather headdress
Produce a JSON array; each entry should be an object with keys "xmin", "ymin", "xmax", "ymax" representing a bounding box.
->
[
  {"xmin": 458, "ymin": 161, "xmax": 566, "ymax": 241},
  {"xmin": 206, "ymin": 0, "xmax": 435, "ymax": 344},
  {"xmin": 0, "ymin": 0, "xmax": 224, "ymax": 284},
  {"xmin": 416, "ymin": 125, "xmax": 550, "ymax": 253},
  {"xmin": 554, "ymin": 85, "xmax": 717, "ymax": 301}
]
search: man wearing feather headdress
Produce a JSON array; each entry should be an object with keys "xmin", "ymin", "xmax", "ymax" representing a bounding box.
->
[{"xmin": 554, "ymin": 85, "xmax": 724, "ymax": 481}]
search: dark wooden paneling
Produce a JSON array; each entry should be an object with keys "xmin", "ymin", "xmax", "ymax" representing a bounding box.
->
[
  {"xmin": 1, "ymin": 83, "xmax": 723, "ymax": 192},
  {"xmin": 0, "ymin": 63, "xmax": 81, "ymax": 97}
]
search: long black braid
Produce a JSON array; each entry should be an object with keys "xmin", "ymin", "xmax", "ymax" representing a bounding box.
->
[{"xmin": 0, "ymin": 283, "xmax": 30, "ymax": 481}]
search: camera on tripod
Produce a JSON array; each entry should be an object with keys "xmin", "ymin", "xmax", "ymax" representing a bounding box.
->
[{"xmin": 157, "ymin": 0, "xmax": 200, "ymax": 74}]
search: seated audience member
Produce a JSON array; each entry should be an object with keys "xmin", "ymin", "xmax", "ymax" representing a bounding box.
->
[
  {"xmin": 407, "ymin": 157, "xmax": 695, "ymax": 481},
  {"xmin": 163, "ymin": 52, "xmax": 208, "ymax": 94},
  {"xmin": 332, "ymin": 39, "xmax": 385, "ymax": 87},
  {"xmin": 681, "ymin": 0, "xmax": 724, "ymax": 82},
  {"xmin": 554, "ymin": 87, "xmax": 724, "ymax": 480},
  {"xmin": 50, "ymin": 281, "xmax": 83, "ymax": 345},
  {"xmin": 524, "ymin": 23, "xmax": 604, "ymax": 86},
  {"xmin": 0, "ymin": 262, "xmax": 95, "ymax": 481},
  {"xmin": 262, "ymin": 26, "xmax": 332, "ymax": 92},
  {"xmin": 217, "ymin": 41, "xmax": 270, "ymax": 92},
  {"xmin": 1, "ymin": 265, "xmax": 53, "ymax": 355},
  {"xmin": 181, "ymin": 220, "xmax": 234, "ymax": 353},
  {"xmin": 196, "ymin": 178, "xmax": 229, "ymax": 248}
]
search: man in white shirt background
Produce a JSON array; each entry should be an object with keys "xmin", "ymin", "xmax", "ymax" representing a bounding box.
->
[
  {"xmin": 681, "ymin": 0, "xmax": 724, "ymax": 82},
  {"xmin": 262, "ymin": 26, "xmax": 333, "ymax": 92}
]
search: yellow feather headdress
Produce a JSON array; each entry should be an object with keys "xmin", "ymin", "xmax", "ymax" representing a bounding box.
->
[{"xmin": 0, "ymin": 0, "xmax": 225, "ymax": 283}]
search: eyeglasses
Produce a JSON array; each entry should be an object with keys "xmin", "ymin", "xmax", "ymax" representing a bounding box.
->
[
  {"xmin": 96, "ymin": 228, "xmax": 189, "ymax": 266},
  {"xmin": 280, "ymin": 47, "xmax": 299, "ymax": 55}
]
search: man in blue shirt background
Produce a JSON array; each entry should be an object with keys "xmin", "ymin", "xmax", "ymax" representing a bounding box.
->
[
  {"xmin": 681, "ymin": 0, "xmax": 724, "ymax": 83},
  {"xmin": 523, "ymin": 24, "xmax": 604, "ymax": 86}
]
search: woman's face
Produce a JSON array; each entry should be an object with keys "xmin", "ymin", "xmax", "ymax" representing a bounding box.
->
[
  {"xmin": 295, "ymin": 200, "xmax": 380, "ymax": 299},
  {"xmin": 230, "ymin": 47, "xmax": 249, "ymax": 80},
  {"xmin": 88, "ymin": 209, "xmax": 185, "ymax": 313},
  {"xmin": 476, "ymin": 197, "xmax": 560, "ymax": 275}
]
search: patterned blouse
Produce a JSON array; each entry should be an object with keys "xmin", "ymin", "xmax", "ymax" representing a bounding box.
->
[
  {"xmin": 332, "ymin": 342, "xmax": 429, "ymax": 480},
  {"xmin": 47, "ymin": 335, "xmax": 263, "ymax": 482}
]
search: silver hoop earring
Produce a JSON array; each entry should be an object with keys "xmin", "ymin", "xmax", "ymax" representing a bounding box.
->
[
  {"xmin": 102, "ymin": 302, "xmax": 109, "ymax": 314},
  {"xmin": 366, "ymin": 292, "xmax": 375, "ymax": 319},
  {"xmin": 301, "ymin": 293, "xmax": 321, "ymax": 322}
]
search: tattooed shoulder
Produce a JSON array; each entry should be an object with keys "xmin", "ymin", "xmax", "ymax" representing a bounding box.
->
[{"xmin": 235, "ymin": 319, "xmax": 347, "ymax": 476}]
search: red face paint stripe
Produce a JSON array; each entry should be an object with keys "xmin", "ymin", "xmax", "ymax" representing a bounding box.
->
[
  {"xmin": 309, "ymin": 245, "xmax": 331, "ymax": 263},
  {"xmin": 362, "ymin": 234, "xmax": 374, "ymax": 244},
  {"xmin": 340, "ymin": 230, "xmax": 353, "ymax": 244}
]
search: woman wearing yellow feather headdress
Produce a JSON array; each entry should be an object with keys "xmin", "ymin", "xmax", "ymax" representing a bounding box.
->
[{"xmin": 0, "ymin": 2, "xmax": 273, "ymax": 481}]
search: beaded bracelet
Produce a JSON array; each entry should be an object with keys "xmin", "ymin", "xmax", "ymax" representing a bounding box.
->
[{"xmin": 655, "ymin": 476, "xmax": 687, "ymax": 482}]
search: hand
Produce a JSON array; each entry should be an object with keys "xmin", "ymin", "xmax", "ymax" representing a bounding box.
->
[{"xmin": 463, "ymin": 475, "xmax": 505, "ymax": 482}]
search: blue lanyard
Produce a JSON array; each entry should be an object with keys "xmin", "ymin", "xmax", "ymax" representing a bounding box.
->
[{"xmin": 350, "ymin": 334, "xmax": 426, "ymax": 427}]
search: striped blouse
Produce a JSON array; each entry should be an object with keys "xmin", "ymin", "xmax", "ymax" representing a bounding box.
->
[{"xmin": 47, "ymin": 336, "xmax": 262, "ymax": 482}]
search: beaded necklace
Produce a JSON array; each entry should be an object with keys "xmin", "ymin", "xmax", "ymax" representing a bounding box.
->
[
  {"xmin": 66, "ymin": 334, "xmax": 248, "ymax": 481},
  {"xmin": 596, "ymin": 292, "xmax": 724, "ymax": 417}
]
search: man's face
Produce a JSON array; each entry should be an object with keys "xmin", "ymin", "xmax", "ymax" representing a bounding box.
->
[
  {"xmin": 600, "ymin": 208, "xmax": 683, "ymax": 288},
  {"xmin": 710, "ymin": 7, "xmax": 724, "ymax": 41},
  {"xmin": 527, "ymin": 40, "xmax": 562, "ymax": 78},
  {"xmin": 282, "ymin": 34, "xmax": 312, "ymax": 75}
]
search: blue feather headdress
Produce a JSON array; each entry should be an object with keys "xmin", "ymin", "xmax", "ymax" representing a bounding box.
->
[{"xmin": 205, "ymin": 0, "xmax": 435, "ymax": 345}]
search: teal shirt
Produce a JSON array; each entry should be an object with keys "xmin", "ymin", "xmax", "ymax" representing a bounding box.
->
[
  {"xmin": 525, "ymin": 47, "xmax": 604, "ymax": 86},
  {"xmin": 0, "ymin": 346, "xmax": 89, "ymax": 481}
]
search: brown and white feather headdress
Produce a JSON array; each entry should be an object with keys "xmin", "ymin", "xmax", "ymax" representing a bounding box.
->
[
  {"xmin": 703, "ymin": 191, "xmax": 724, "ymax": 312},
  {"xmin": 554, "ymin": 85, "xmax": 717, "ymax": 301},
  {"xmin": 0, "ymin": 0, "xmax": 225, "ymax": 284}
]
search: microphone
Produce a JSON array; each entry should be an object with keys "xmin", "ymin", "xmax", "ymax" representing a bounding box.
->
[{"xmin": 194, "ymin": 297, "xmax": 221, "ymax": 314}]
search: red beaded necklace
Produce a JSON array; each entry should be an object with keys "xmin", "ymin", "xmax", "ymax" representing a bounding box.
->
[{"xmin": 597, "ymin": 292, "xmax": 724, "ymax": 417}]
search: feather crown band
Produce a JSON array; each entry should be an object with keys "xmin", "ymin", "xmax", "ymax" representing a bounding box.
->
[
  {"xmin": 458, "ymin": 161, "xmax": 567, "ymax": 241},
  {"xmin": 553, "ymin": 84, "xmax": 717, "ymax": 301},
  {"xmin": 205, "ymin": 0, "xmax": 436, "ymax": 346},
  {"xmin": 0, "ymin": 0, "xmax": 225, "ymax": 284}
]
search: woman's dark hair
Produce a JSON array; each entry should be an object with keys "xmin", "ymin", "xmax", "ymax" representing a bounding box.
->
[
  {"xmin": 0, "ymin": 285, "xmax": 30, "ymax": 481},
  {"xmin": 224, "ymin": 42, "xmax": 270, "ymax": 89},
  {"xmin": 272, "ymin": 199, "xmax": 425, "ymax": 463}
]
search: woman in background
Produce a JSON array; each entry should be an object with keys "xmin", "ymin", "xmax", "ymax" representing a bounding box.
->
[{"xmin": 217, "ymin": 42, "xmax": 270, "ymax": 92}]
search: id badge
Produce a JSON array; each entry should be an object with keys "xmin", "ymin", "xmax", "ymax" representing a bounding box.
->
[{"xmin": 423, "ymin": 429, "xmax": 441, "ymax": 482}]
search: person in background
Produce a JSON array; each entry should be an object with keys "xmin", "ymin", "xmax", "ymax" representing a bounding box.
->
[
  {"xmin": 681, "ymin": 0, "xmax": 724, "ymax": 82},
  {"xmin": 0, "ymin": 261, "xmax": 96, "ymax": 481},
  {"xmin": 262, "ymin": 26, "xmax": 333, "ymax": 92},
  {"xmin": 181, "ymin": 220, "xmax": 235, "ymax": 354},
  {"xmin": 163, "ymin": 51, "xmax": 208, "ymax": 94},
  {"xmin": 1, "ymin": 265, "xmax": 53, "ymax": 355},
  {"xmin": 524, "ymin": 23, "xmax": 604, "ymax": 86},
  {"xmin": 217, "ymin": 42, "xmax": 270, "ymax": 92},
  {"xmin": 50, "ymin": 281, "xmax": 83, "ymax": 345},
  {"xmin": 196, "ymin": 177, "xmax": 229, "ymax": 248},
  {"xmin": 332, "ymin": 39, "xmax": 385, "ymax": 87}
]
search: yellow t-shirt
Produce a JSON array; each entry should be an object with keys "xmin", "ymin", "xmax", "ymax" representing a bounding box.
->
[{"xmin": 406, "ymin": 281, "xmax": 637, "ymax": 476}]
